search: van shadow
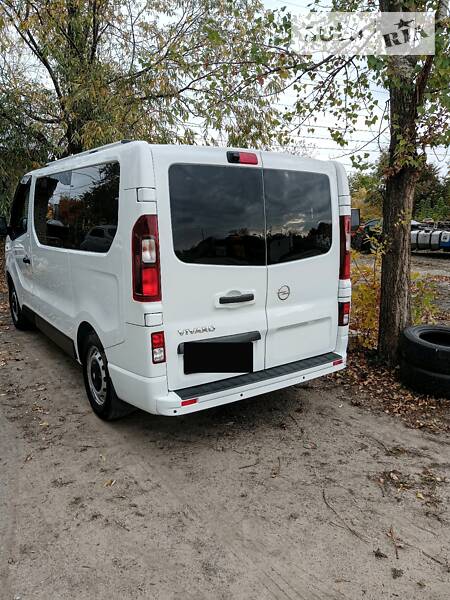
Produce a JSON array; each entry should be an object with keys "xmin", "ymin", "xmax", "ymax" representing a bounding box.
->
[
  {"xmin": 114, "ymin": 384, "xmax": 308, "ymax": 447},
  {"xmin": 80, "ymin": 356, "xmax": 307, "ymax": 444}
]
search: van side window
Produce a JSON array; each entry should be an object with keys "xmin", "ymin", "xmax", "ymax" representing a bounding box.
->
[
  {"xmin": 264, "ymin": 170, "xmax": 332, "ymax": 264},
  {"xmin": 34, "ymin": 171, "xmax": 72, "ymax": 248},
  {"xmin": 33, "ymin": 163, "xmax": 119, "ymax": 252},
  {"xmin": 9, "ymin": 176, "xmax": 31, "ymax": 240},
  {"xmin": 69, "ymin": 162, "xmax": 119, "ymax": 253},
  {"xmin": 169, "ymin": 164, "xmax": 265, "ymax": 266}
]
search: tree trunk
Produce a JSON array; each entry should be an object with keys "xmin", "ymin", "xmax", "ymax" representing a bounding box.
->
[
  {"xmin": 377, "ymin": 51, "xmax": 419, "ymax": 365},
  {"xmin": 378, "ymin": 166, "xmax": 418, "ymax": 364}
]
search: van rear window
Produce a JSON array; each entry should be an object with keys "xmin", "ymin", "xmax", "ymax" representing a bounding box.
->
[
  {"xmin": 169, "ymin": 164, "xmax": 332, "ymax": 266},
  {"xmin": 264, "ymin": 170, "xmax": 332, "ymax": 264},
  {"xmin": 169, "ymin": 164, "xmax": 265, "ymax": 266}
]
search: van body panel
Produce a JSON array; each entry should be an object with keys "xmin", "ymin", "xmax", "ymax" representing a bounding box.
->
[
  {"xmin": 333, "ymin": 161, "xmax": 351, "ymax": 201},
  {"xmin": 7, "ymin": 232, "xmax": 33, "ymax": 307},
  {"xmin": 70, "ymin": 255, "xmax": 122, "ymax": 345},
  {"xmin": 106, "ymin": 322, "xmax": 167, "ymax": 378},
  {"xmin": 29, "ymin": 233, "xmax": 73, "ymax": 335}
]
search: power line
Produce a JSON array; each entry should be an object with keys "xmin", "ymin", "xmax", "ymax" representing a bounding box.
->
[{"xmin": 185, "ymin": 121, "xmax": 387, "ymax": 134}]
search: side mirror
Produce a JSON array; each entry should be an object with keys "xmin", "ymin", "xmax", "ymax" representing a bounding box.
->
[
  {"xmin": 351, "ymin": 208, "xmax": 360, "ymax": 231},
  {"xmin": 0, "ymin": 216, "xmax": 8, "ymax": 237}
]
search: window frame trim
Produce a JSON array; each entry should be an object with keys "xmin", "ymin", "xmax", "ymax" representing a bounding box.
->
[{"xmin": 8, "ymin": 175, "xmax": 32, "ymax": 241}]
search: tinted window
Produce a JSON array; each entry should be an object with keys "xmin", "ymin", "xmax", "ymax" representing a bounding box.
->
[
  {"xmin": 9, "ymin": 176, "xmax": 31, "ymax": 240},
  {"xmin": 264, "ymin": 170, "xmax": 332, "ymax": 264},
  {"xmin": 34, "ymin": 162, "xmax": 119, "ymax": 252},
  {"xmin": 169, "ymin": 164, "xmax": 265, "ymax": 265},
  {"xmin": 34, "ymin": 172, "xmax": 72, "ymax": 247},
  {"xmin": 70, "ymin": 163, "xmax": 119, "ymax": 252}
]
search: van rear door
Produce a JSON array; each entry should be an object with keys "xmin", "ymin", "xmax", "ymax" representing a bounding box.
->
[
  {"xmin": 154, "ymin": 147, "xmax": 268, "ymax": 391},
  {"xmin": 261, "ymin": 153, "xmax": 339, "ymax": 368}
]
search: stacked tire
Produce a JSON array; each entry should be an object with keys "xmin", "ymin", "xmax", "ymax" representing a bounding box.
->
[{"xmin": 400, "ymin": 326, "xmax": 450, "ymax": 398}]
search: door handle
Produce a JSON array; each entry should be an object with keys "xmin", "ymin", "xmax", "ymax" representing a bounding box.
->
[
  {"xmin": 219, "ymin": 293, "xmax": 254, "ymax": 305},
  {"xmin": 23, "ymin": 256, "xmax": 31, "ymax": 264}
]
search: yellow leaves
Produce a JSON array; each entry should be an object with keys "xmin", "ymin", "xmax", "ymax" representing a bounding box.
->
[
  {"xmin": 351, "ymin": 253, "xmax": 439, "ymax": 350},
  {"xmin": 350, "ymin": 255, "xmax": 380, "ymax": 349}
]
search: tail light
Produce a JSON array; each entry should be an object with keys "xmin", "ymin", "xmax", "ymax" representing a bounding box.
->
[
  {"xmin": 132, "ymin": 215, "xmax": 161, "ymax": 302},
  {"xmin": 226, "ymin": 151, "xmax": 258, "ymax": 165},
  {"xmin": 338, "ymin": 302, "xmax": 351, "ymax": 326},
  {"xmin": 151, "ymin": 331, "xmax": 166, "ymax": 363},
  {"xmin": 339, "ymin": 214, "xmax": 351, "ymax": 280}
]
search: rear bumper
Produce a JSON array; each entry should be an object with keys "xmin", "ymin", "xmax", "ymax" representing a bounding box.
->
[{"xmin": 108, "ymin": 352, "xmax": 346, "ymax": 416}]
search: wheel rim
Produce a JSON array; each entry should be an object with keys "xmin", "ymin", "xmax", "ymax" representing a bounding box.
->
[
  {"xmin": 11, "ymin": 289, "xmax": 19, "ymax": 322},
  {"xmin": 87, "ymin": 346, "xmax": 108, "ymax": 406}
]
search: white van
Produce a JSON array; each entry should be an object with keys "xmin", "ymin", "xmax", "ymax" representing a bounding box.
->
[{"xmin": 2, "ymin": 141, "xmax": 351, "ymax": 419}]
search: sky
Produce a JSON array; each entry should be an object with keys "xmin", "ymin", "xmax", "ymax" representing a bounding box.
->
[{"xmin": 262, "ymin": 0, "xmax": 449, "ymax": 175}]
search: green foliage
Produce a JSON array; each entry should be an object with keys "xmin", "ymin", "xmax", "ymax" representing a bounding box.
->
[
  {"xmin": 349, "ymin": 152, "xmax": 449, "ymax": 223},
  {"xmin": 415, "ymin": 196, "xmax": 450, "ymax": 221}
]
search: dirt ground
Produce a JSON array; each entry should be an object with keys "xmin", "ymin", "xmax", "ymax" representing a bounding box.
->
[{"xmin": 1, "ymin": 251, "xmax": 450, "ymax": 600}]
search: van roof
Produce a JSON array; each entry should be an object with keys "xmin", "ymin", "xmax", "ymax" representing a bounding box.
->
[{"xmin": 27, "ymin": 140, "xmax": 337, "ymax": 177}]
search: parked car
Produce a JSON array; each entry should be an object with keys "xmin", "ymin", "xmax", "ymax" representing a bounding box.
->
[
  {"xmin": 2, "ymin": 141, "xmax": 351, "ymax": 420},
  {"xmin": 79, "ymin": 225, "xmax": 117, "ymax": 253},
  {"xmin": 352, "ymin": 218, "xmax": 382, "ymax": 253}
]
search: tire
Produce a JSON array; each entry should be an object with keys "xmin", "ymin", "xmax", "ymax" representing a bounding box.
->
[
  {"xmin": 8, "ymin": 280, "xmax": 33, "ymax": 330},
  {"xmin": 400, "ymin": 325, "xmax": 450, "ymax": 376},
  {"xmin": 81, "ymin": 331, "xmax": 135, "ymax": 420},
  {"xmin": 352, "ymin": 233, "xmax": 363, "ymax": 251},
  {"xmin": 361, "ymin": 237, "xmax": 371, "ymax": 253},
  {"xmin": 400, "ymin": 360, "xmax": 450, "ymax": 399}
]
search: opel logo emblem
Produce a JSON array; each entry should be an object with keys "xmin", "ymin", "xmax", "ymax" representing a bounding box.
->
[{"xmin": 277, "ymin": 285, "xmax": 290, "ymax": 301}]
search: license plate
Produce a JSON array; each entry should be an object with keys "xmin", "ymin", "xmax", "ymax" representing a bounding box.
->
[{"xmin": 183, "ymin": 342, "xmax": 253, "ymax": 375}]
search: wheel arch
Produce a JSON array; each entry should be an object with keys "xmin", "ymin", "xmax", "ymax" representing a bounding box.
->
[{"xmin": 76, "ymin": 321, "xmax": 97, "ymax": 363}]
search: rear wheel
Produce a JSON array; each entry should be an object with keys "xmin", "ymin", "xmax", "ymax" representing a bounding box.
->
[
  {"xmin": 81, "ymin": 331, "xmax": 135, "ymax": 420},
  {"xmin": 8, "ymin": 280, "xmax": 32, "ymax": 330}
]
